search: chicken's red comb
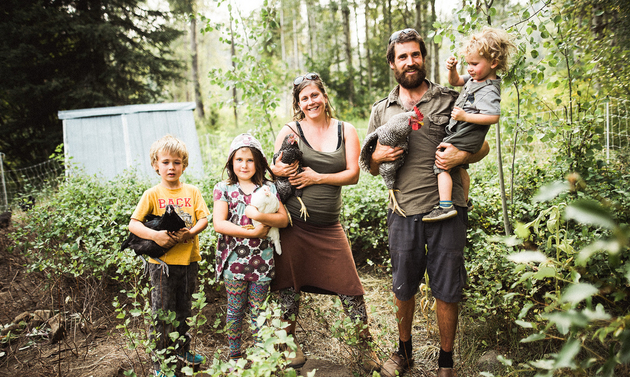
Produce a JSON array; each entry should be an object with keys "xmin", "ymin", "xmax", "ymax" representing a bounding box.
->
[
  {"xmin": 413, "ymin": 106, "xmax": 424, "ymax": 121},
  {"xmin": 410, "ymin": 106, "xmax": 424, "ymax": 130}
]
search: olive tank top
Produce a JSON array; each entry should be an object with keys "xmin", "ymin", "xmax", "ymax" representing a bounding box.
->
[{"xmin": 285, "ymin": 121, "xmax": 345, "ymax": 225}]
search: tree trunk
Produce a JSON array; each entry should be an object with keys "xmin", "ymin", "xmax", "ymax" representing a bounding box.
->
[
  {"xmin": 364, "ymin": 0, "xmax": 372, "ymax": 91},
  {"xmin": 229, "ymin": 14, "xmax": 238, "ymax": 127},
  {"xmin": 496, "ymin": 121, "xmax": 512, "ymax": 235},
  {"xmin": 341, "ymin": 0, "xmax": 354, "ymax": 105},
  {"xmin": 331, "ymin": 2, "xmax": 341, "ymax": 73},
  {"xmin": 416, "ymin": 0, "xmax": 431, "ymax": 80},
  {"xmin": 306, "ymin": 0, "xmax": 315, "ymax": 58},
  {"xmin": 190, "ymin": 16, "xmax": 205, "ymax": 118},
  {"xmin": 431, "ymin": 0, "xmax": 439, "ymax": 83},
  {"xmin": 280, "ymin": 6, "xmax": 286, "ymax": 63},
  {"xmin": 353, "ymin": 1, "xmax": 363, "ymax": 86},
  {"xmin": 293, "ymin": 12, "xmax": 300, "ymax": 70},
  {"xmin": 385, "ymin": 0, "xmax": 393, "ymax": 87}
]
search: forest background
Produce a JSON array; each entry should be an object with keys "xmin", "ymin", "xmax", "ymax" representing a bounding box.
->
[{"xmin": 1, "ymin": 0, "xmax": 630, "ymax": 376}]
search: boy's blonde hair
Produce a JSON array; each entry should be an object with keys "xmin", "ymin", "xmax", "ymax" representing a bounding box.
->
[
  {"xmin": 150, "ymin": 134, "xmax": 189, "ymax": 174},
  {"xmin": 461, "ymin": 27, "xmax": 515, "ymax": 73}
]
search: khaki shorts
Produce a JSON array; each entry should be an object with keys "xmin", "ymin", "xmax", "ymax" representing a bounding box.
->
[{"xmin": 387, "ymin": 207, "xmax": 468, "ymax": 303}]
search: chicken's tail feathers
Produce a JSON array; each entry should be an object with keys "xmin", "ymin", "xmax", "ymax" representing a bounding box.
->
[
  {"xmin": 273, "ymin": 239, "xmax": 282, "ymax": 255},
  {"xmin": 120, "ymin": 236, "xmax": 131, "ymax": 251},
  {"xmin": 359, "ymin": 132, "xmax": 379, "ymax": 173}
]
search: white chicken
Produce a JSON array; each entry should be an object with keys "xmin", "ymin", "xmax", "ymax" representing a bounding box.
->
[{"xmin": 250, "ymin": 185, "xmax": 282, "ymax": 255}]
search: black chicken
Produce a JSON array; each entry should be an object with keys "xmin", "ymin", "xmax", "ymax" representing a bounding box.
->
[
  {"xmin": 359, "ymin": 106, "xmax": 424, "ymax": 217},
  {"xmin": 273, "ymin": 133, "xmax": 308, "ymax": 222},
  {"xmin": 120, "ymin": 204, "xmax": 185, "ymax": 277}
]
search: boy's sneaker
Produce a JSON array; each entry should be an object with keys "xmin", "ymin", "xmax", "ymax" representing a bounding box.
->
[
  {"xmin": 422, "ymin": 205, "xmax": 457, "ymax": 222},
  {"xmin": 177, "ymin": 351, "xmax": 204, "ymax": 365}
]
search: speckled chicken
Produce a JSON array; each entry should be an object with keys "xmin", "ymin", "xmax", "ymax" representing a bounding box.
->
[
  {"xmin": 273, "ymin": 133, "xmax": 308, "ymax": 221},
  {"xmin": 249, "ymin": 185, "xmax": 282, "ymax": 255},
  {"xmin": 120, "ymin": 204, "xmax": 185, "ymax": 276},
  {"xmin": 359, "ymin": 106, "xmax": 424, "ymax": 217}
]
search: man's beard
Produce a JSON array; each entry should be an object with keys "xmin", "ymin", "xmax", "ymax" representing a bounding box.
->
[{"xmin": 394, "ymin": 64, "xmax": 427, "ymax": 89}]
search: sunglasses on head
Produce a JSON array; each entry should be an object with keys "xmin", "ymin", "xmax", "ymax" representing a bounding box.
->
[
  {"xmin": 388, "ymin": 28, "xmax": 419, "ymax": 45},
  {"xmin": 293, "ymin": 72, "xmax": 319, "ymax": 86}
]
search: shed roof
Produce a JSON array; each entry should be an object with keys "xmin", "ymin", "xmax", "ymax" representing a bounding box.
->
[{"xmin": 58, "ymin": 102, "xmax": 196, "ymax": 120}]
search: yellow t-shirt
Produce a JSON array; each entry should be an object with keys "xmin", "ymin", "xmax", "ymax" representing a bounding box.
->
[{"xmin": 131, "ymin": 183, "xmax": 210, "ymax": 265}]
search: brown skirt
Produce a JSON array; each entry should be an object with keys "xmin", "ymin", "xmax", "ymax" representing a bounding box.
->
[{"xmin": 271, "ymin": 219, "xmax": 365, "ymax": 296}]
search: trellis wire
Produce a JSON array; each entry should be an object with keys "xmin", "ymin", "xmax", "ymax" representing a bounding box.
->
[{"xmin": 0, "ymin": 157, "xmax": 64, "ymax": 212}]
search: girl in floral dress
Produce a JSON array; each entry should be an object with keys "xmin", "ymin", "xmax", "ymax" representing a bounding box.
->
[{"xmin": 213, "ymin": 133, "xmax": 289, "ymax": 362}]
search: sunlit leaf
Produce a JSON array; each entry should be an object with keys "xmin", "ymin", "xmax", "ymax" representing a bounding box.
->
[
  {"xmin": 508, "ymin": 251, "xmax": 548, "ymax": 264},
  {"xmin": 554, "ymin": 338, "xmax": 580, "ymax": 369},
  {"xmin": 516, "ymin": 320, "xmax": 533, "ymax": 328},
  {"xmin": 561, "ymin": 283, "xmax": 599, "ymax": 304},
  {"xmin": 577, "ymin": 239, "xmax": 622, "ymax": 265},
  {"xmin": 534, "ymin": 266, "xmax": 556, "ymax": 279},
  {"xmin": 545, "ymin": 311, "xmax": 589, "ymax": 334},
  {"xmin": 533, "ymin": 181, "xmax": 568, "ymax": 202},
  {"xmin": 565, "ymin": 200, "xmax": 616, "ymax": 229},
  {"xmin": 521, "ymin": 332, "xmax": 546, "ymax": 343}
]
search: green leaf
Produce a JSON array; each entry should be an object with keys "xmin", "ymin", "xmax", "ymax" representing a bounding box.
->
[
  {"xmin": 534, "ymin": 266, "xmax": 556, "ymax": 279},
  {"xmin": 521, "ymin": 332, "xmax": 546, "ymax": 343},
  {"xmin": 515, "ymin": 320, "xmax": 533, "ymax": 328},
  {"xmin": 434, "ymin": 34, "xmax": 442, "ymax": 44},
  {"xmin": 533, "ymin": 181, "xmax": 568, "ymax": 202},
  {"xmin": 545, "ymin": 311, "xmax": 589, "ymax": 334},
  {"xmin": 514, "ymin": 222, "xmax": 531, "ymax": 240},
  {"xmin": 561, "ymin": 283, "xmax": 599, "ymax": 304},
  {"xmin": 129, "ymin": 309, "xmax": 142, "ymax": 317},
  {"xmin": 531, "ymin": 50, "xmax": 539, "ymax": 59},
  {"xmin": 554, "ymin": 338, "xmax": 580, "ymax": 369},
  {"xmin": 565, "ymin": 200, "xmax": 616, "ymax": 229},
  {"xmin": 497, "ymin": 355, "xmax": 512, "ymax": 366},
  {"xmin": 507, "ymin": 251, "xmax": 548, "ymax": 264},
  {"xmin": 618, "ymin": 330, "xmax": 630, "ymax": 363}
]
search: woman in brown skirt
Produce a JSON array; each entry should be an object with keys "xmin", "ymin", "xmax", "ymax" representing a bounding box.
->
[{"xmin": 270, "ymin": 73, "xmax": 380, "ymax": 372}]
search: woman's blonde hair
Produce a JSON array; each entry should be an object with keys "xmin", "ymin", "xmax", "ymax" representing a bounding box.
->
[
  {"xmin": 149, "ymin": 134, "xmax": 189, "ymax": 174},
  {"xmin": 460, "ymin": 27, "xmax": 515, "ymax": 73}
]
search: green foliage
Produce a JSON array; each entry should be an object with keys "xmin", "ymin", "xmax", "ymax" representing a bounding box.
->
[
  {"xmin": 9, "ymin": 170, "xmax": 151, "ymax": 278},
  {"xmin": 202, "ymin": 0, "xmax": 286, "ymax": 145},
  {"xmin": 341, "ymin": 174, "xmax": 389, "ymax": 266},
  {"xmin": 501, "ymin": 179, "xmax": 630, "ymax": 376}
]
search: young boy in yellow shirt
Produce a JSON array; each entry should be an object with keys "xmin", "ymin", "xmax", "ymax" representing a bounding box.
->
[{"xmin": 128, "ymin": 134, "xmax": 210, "ymax": 376}]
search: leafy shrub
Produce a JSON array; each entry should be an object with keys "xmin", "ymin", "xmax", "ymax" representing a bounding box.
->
[
  {"xmin": 10, "ymin": 170, "xmax": 152, "ymax": 279},
  {"xmin": 341, "ymin": 173, "xmax": 390, "ymax": 266}
]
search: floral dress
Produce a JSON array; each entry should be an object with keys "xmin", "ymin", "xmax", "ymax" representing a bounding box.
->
[{"xmin": 213, "ymin": 181, "xmax": 278, "ymax": 282}]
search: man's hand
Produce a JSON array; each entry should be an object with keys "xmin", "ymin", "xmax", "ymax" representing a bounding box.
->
[
  {"xmin": 369, "ymin": 141, "xmax": 404, "ymax": 175},
  {"xmin": 435, "ymin": 142, "xmax": 470, "ymax": 171}
]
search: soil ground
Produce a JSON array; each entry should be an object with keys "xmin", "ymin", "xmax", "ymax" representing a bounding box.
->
[{"xmin": 0, "ymin": 222, "xmax": 455, "ymax": 377}]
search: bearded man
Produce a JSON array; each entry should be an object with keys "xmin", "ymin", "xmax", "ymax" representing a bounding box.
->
[{"xmin": 366, "ymin": 29, "xmax": 489, "ymax": 377}]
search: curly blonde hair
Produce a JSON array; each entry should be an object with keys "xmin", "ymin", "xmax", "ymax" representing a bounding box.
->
[
  {"xmin": 149, "ymin": 134, "xmax": 189, "ymax": 174},
  {"xmin": 460, "ymin": 27, "xmax": 515, "ymax": 73}
]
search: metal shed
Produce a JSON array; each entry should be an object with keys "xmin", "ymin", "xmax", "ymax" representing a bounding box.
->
[{"xmin": 58, "ymin": 102, "xmax": 204, "ymax": 180}]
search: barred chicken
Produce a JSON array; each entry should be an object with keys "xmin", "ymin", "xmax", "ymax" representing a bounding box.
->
[
  {"xmin": 273, "ymin": 133, "xmax": 308, "ymax": 222},
  {"xmin": 359, "ymin": 106, "xmax": 424, "ymax": 217},
  {"xmin": 120, "ymin": 204, "xmax": 185, "ymax": 276}
]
